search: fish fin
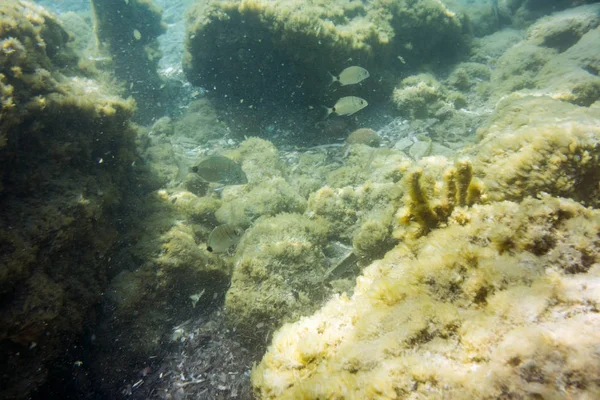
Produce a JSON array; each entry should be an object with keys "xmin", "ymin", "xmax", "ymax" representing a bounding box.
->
[
  {"xmin": 321, "ymin": 105, "xmax": 333, "ymax": 120},
  {"xmin": 327, "ymin": 71, "xmax": 338, "ymax": 87}
]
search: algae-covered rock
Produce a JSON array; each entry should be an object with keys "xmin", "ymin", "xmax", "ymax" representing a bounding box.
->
[
  {"xmin": 324, "ymin": 145, "xmax": 409, "ymax": 187},
  {"xmin": 490, "ymin": 42, "xmax": 557, "ymax": 96},
  {"xmin": 392, "ymin": 73, "xmax": 484, "ymax": 144},
  {"xmin": 475, "ymin": 94, "xmax": 600, "ymax": 207},
  {"xmin": 306, "ymin": 180, "xmax": 402, "ymax": 267},
  {"xmin": 536, "ymin": 25, "xmax": 600, "ymax": 106},
  {"xmin": 446, "ymin": 62, "xmax": 491, "ymax": 92},
  {"xmin": 471, "ymin": 28, "xmax": 524, "ymax": 65},
  {"xmin": 507, "ymin": 0, "xmax": 600, "ymax": 26},
  {"xmin": 0, "ymin": 2, "xmax": 138, "ymax": 397},
  {"xmin": 58, "ymin": 11, "xmax": 95, "ymax": 54},
  {"xmin": 455, "ymin": 0, "xmax": 506, "ymax": 37},
  {"xmin": 225, "ymin": 213, "xmax": 329, "ymax": 344},
  {"xmin": 488, "ymin": 5, "xmax": 600, "ymax": 106},
  {"xmin": 346, "ymin": 128, "xmax": 380, "ymax": 148},
  {"xmin": 224, "ymin": 137, "xmax": 286, "ymax": 182},
  {"xmin": 216, "ymin": 177, "xmax": 307, "ymax": 228},
  {"xmin": 526, "ymin": 3, "xmax": 600, "ymax": 50},
  {"xmin": 184, "ymin": 0, "xmax": 468, "ymax": 134},
  {"xmin": 174, "ymin": 98, "xmax": 228, "ymax": 142},
  {"xmin": 252, "ymin": 195, "xmax": 600, "ymax": 399},
  {"xmin": 95, "ymin": 187, "xmax": 233, "ymax": 392}
]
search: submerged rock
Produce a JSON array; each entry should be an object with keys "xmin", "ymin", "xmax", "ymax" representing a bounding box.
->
[
  {"xmin": 184, "ymin": 0, "xmax": 469, "ymax": 135},
  {"xmin": 0, "ymin": 2, "xmax": 138, "ymax": 397}
]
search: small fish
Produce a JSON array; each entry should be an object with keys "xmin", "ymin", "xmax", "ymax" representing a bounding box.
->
[
  {"xmin": 189, "ymin": 289, "xmax": 206, "ymax": 308},
  {"xmin": 328, "ymin": 66, "xmax": 369, "ymax": 86},
  {"xmin": 191, "ymin": 155, "xmax": 248, "ymax": 185},
  {"xmin": 133, "ymin": 29, "xmax": 141, "ymax": 41},
  {"xmin": 324, "ymin": 96, "xmax": 368, "ymax": 118},
  {"xmin": 207, "ymin": 224, "xmax": 243, "ymax": 253}
]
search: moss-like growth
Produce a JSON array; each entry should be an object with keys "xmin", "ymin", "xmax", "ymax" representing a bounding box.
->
[
  {"xmin": 352, "ymin": 217, "xmax": 395, "ymax": 261},
  {"xmin": 307, "ymin": 181, "xmax": 403, "ymax": 244},
  {"xmin": 475, "ymin": 94, "xmax": 600, "ymax": 207},
  {"xmin": 446, "ymin": 62, "xmax": 491, "ymax": 92},
  {"xmin": 325, "ymin": 145, "xmax": 410, "ymax": 187},
  {"xmin": 0, "ymin": 2, "xmax": 139, "ymax": 397},
  {"xmin": 223, "ymin": 137, "xmax": 286, "ymax": 182},
  {"xmin": 95, "ymin": 187, "xmax": 233, "ymax": 390},
  {"xmin": 346, "ymin": 127, "xmax": 380, "ymax": 147},
  {"xmin": 535, "ymin": 24, "xmax": 600, "ymax": 106},
  {"xmin": 225, "ymin": 213, "xmax": 329, "ymax": 344},
  {"xmin": 307, "ymin": 180, "xmax": 402, "ymax": 267},
  {"xmin": 184, "ymin": 0, "xmax": 468, "ymax": 136},
  {"xmin": 252, "ymin": 195, "xmax": 600, "ymax": 399},
  {"xmin": 508, "ymin": 0, "xmax": 600, "ymax": 27},
  {"xmin": 58, "ymin": 11, "xmax": 95, "ymax": 54},
  {"xmin": 488, "ymin": 5, "xmax": 600, "ymax": 106},
  {"xmin": 392, "ymin": 73, "xmax": 445, "ymax": 120},
  {"xmin": 526, "ymin": 3, "xmax": 600, "ymax": 51},
  {"xmin": 392, "ymin": 73, "xmax": 484, "ymax": 144},
  {"xmin": 216, "ymin": 177, "xmax": 307, "ymax": 228},
  {"xmin": 173, "ymin": 98, "xmax": 228, "ymax": 142},
  {"xmin": 490, "ymin": 42, "xmax": 556, "ymax": 97},
  {"xmin": 208, "ymin": 137, "xmax": 308, "ymax": 227}
]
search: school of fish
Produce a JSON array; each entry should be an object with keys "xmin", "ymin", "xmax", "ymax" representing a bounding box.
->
[{"xmin": 325, "ymin": 65, "xmax": 370, "ymax": 118}]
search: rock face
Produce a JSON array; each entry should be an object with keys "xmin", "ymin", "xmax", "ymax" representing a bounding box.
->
[
  {"xmin": 249, "ymin": 5, "xmax": 600, "ymax": 398},
  {"xmin": 253, "ymin": 195, "xmax": 600, "ymax": 400},
  {"xmin": 183, "ymin": 0, "xmax": 469, "ymax": 135},
  {"xmin": 91, "ymin": 0, "xmax": 166, "ymax": 123},
  {"xmin": 0, "ymin": 2, "xmax": 138, "ymax": 397}
]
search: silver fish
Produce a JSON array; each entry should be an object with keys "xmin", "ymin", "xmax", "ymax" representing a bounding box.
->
[
  {"xmin": 191, "ymin": 155, "xmax": 247, "ymax": 185},
  {"xmin": 324, "ymin": 96, "xmax": 368, "ymax": 118},
  {"xmin": 329, "ymin": 66, "xmax": 370, "ymax": 86},
  {"xmin": 207, "ymin": 224, "xmax": 243, "ymax": 253}
]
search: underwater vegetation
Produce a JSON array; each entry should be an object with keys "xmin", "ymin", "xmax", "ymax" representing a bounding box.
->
[
  {"xmin": 184, "ymin": 0, "xmax": 469, "ymax": 137},
  {"xmin": 0, "ymin": 1, "xmax": 138, "ymax": 397},
  {"xmin": 246, "ymin": 3, "xmax": 600, "ymax": 399},
  {"xmin": 253, "ymin": 195, "xmax": 600, "ymax": 399},
  {"xmin": 2, "ymin": 0, "xmax": 600, "ymax": 398}
]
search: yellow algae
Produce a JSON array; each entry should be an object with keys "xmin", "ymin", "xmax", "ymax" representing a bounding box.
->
[
  {"xmin": 475, "ymin": 95, "xmax": 600, "ymax": 207},
  {"xmin": 253, "ymin": 196, "xmax": 600, "ymax": 399}
]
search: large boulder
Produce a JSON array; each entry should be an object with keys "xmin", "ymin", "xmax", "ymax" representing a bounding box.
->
[
  {"xmin": 184, "ymin": 0, "xmax": 469, "ymax": 136},
  {"xmin": 0, "ymin": 2, "xmax": 138, "ymax": 397}
]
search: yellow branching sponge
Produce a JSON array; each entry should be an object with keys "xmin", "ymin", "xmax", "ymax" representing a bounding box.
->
[{"xmin": 252, "ymin": 195, "xmax": 600, "ymax": 399}]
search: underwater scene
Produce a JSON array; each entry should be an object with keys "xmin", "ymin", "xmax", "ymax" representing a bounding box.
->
[{"xmin": 1, "ymin": 0, "xmax": 600, "ymax": 398}]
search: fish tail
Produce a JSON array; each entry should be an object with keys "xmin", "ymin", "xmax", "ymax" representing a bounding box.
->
[{"xmin": 327, "ymin": 71, "xmax": 338, "ymax": 87}]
